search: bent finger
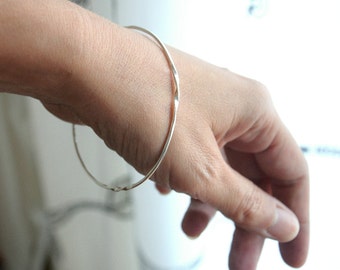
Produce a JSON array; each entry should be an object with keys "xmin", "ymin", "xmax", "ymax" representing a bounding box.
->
[
  {"xmin": 155, "ymin": 183, "xmax": 172, "ymax": 195},
  {"xmin": 181, "ymin": 199, "xmax": 216, "ymax": 238},
  {"xmin": 165, "ymin": 129, "xmax": 298, "ymax": 243},
  {"xmin": 255, "ymin": 126, "xmax": 310, "ymax": 267},
  {"xmin": 198, "ymin": 157, "xmax": 299, "ymax": 243}
]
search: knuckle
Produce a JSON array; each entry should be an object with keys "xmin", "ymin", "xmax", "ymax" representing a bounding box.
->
[
  {"xmin": 238, "ymin": 79, "xmax": 276, "ymax": 128},
  {"xmin": 231, "ymin": 185, "xmax": 266, "ymax": 228},
  {"xmin": 249, "ymin": 80, "xmax": 273, "ymax": 109},
  {"xmin": 248, "ymin": 80, "xmax": 271, "ymax": 106}
]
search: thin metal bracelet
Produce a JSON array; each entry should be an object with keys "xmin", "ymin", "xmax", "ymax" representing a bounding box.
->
[{"xmin": 72, "ymin": 26, "xmax": 180, "ymax": 192}]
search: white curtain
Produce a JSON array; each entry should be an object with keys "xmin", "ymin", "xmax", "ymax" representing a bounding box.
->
[
  {"xmin": 0, "ymin": 94, "xmax": 43, "ymax": 270},
  {"xmin": 0, "ymin": 91, "xmax": 137, "ymax": 270}
]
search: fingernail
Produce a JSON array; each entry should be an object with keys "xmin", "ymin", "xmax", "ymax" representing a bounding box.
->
[{"xmin": 266, "ymin": 207, "xmax": 299, "ymax": 242}]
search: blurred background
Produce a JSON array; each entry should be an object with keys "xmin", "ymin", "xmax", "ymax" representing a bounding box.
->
[{"xmin": 0, "ymin": 0, "xmax": 339, "ymax": 269}]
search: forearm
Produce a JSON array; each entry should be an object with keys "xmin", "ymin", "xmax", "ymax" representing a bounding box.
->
[
  {"xmin": 0, "ymin": 0, "xmax": 91, "ymax": 102},
  {"xmin": 0, "ymin": 0, "xmax": 172, "ymax": 150}
]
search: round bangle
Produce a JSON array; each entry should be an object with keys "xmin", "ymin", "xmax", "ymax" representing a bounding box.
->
[{"xmin": 72, "ymin": 26, "xmax": 180, "ymax": 192}]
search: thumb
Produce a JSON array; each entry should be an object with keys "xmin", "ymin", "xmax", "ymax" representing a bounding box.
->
[{"xmin": 198, "ymin": 160, "xmax": 299, "ymax": 242}]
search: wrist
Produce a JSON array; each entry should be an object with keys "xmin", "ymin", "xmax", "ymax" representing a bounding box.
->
[{"xmin": 72, "ymin": 22, "xmax": 175, "ymax": 165}]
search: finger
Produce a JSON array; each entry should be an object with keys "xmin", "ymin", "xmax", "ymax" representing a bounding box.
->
[
  {"xmin": 279, "ymin": 221, "xmax": 309, "ymax": 268},
  {"xmin": 181, "ymin": 199, "xmax": 216, "ymax": 238},
  {"xmin": 275, "ymin": 176, "xmax": 309, "ymax": 267},
  {"xmin": 255, "ymin": 127, "xmax": 310, "ymax": 267},
  {"xmin": 167, "ymin": 130, "xmax": 299, "ymax": 243},
  {"xmin": 223, "ymin": 148, "xmax": 265, "ymax": 185},
  {"xmin": 198, "ymin": 154, "xmax": 299, "ymax": 243},
  {"xmin": 224, "ymin": 115, "xmax": 309, "ymax": 267},
  {"xmin": 229, "ymin": 227, "xmax": 265, "ymax": 270},
  {"xmin": 223, "ymin": 148, "xmax": 272, "ymax": 193},
  {"xmin": 154, "ymin": 183, "xmax": 172, "ymax": 195}
]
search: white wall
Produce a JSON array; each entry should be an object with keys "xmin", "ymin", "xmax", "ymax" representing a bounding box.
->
[{"xmin": 0, "ymin": 94, "xmax": 43, "ymax": 270}]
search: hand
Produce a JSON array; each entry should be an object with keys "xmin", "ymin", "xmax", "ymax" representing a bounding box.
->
[
  {"xmin": 0, "ymin": 1, "xmax": 309, "ymax": 269},
  {"xmin": 151, "ymin": 58, "xmax": 309, "ymax": 269}
]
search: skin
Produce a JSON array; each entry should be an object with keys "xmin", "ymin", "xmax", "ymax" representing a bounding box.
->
[{"xmin": 0, "ymin": 1, "xmax": 309, "ymax": 269}]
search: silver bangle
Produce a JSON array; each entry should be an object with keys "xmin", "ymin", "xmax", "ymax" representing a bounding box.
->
[{"xmin": 72, "ymin": 26, "xmax": 180, "ymax": 192}]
